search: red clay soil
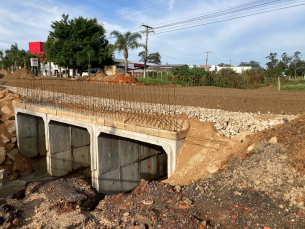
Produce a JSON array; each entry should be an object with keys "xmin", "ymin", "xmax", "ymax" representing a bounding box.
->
[
  {"xmin": 78, "ymin": 70, "xmax": 116, "ymax": 82},
  {"xmin": 110, "ymin": 73, "xmax": 142, "ymax": 85}
]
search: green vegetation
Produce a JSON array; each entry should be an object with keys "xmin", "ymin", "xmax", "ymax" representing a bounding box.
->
[
  {"xmin": 0, "ymin": 43, "xmax": 31, "ymax": 72},
  {"xmin": 136, "ymin": 77, "xmax": 169, "ymax": 85},
  {"xmin": 44, "ymin": 14, "xmax": 114, "ymax": 77},
  {"xmin": 110, "ymin": 30, "xmax": 143, "ymax": 73}
]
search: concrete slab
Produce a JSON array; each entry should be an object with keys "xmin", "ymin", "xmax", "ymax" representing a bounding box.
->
[
  {"xmin": 49, "ymin": 121, "xmax": 71, "ymax": 154},
  {"xmin": 72, "ymin": 146, "xmax": 90, "ymax": 170},
  {"xmin": 98, "ymin": 168, "xmax": 121, "ymax": 194},
  {"xmin": 121, "ymin": 163, "xmax": 139, "ymax": 192},
  {"xmin": 120, "ymin": 137, "xmax": 139, "ymax": 165},
  {"xmin": 98, "ymin": 133, "xmax": 120, "ymax": 173},
  {"xmin": 49, "ymin": 150, "xmax": 73, "ymax": 176},
  {"xmin": 140, "ymin": 155, "xmax": 157, "ymax": 180},
  {"xmin": 71, "ymin": 126, "xmax": 90, "ymax": 148},
  {"xmin": 18, "ymin": 136, "xmax": 38, "ymax": 158}
]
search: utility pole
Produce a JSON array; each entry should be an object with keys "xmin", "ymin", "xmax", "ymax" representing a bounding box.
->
[
  {"xmin": 141, "ymin": 24, "xmax": 154, "ymax": 78},
  {"xmin": 204, "ymin": 51, "xmax": 212, "ymax": 71},
  {"xmin": 229, "ymin": 59, "xmax": 234, "ymax": 68}
]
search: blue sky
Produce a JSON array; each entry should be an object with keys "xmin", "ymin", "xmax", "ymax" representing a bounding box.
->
[{"xmin": 1, "ymin": 0, "xmax": 305, "ymax": 67}]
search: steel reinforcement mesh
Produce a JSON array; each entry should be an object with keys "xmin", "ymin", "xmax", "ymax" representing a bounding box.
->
[{"xmin": 8, "ymin": 79, "xmax": 183, "ymax": 132}]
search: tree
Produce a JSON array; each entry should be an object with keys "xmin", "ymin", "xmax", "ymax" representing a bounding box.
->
[
  {"xmin": 19, "ymin": 50, "xmax": 31, "ymax": 69},
  {"xmin": 249, "ymin": 61, "xmax": 261, "ymax": 68},
  {"xmin": 147, "ymin": 52, "xmax": 161, "ymax": 64},
  {"xmin": 218, "ymin": 63, "xmax": 225, "ymax": 67},
  {"xmin": 5, "ymin": 43, "xmax": 20, "ymax": 72},
  {"xmin": 44, "ymin": 14, "xmax": 114, "ymax": 77},
  {"xmin": 138, "ymin": 51, "xmax": 145, "ymax": 62},
  {"xmin": 110, "ymin": 30, "xmax": 143, "ymax": 73},
  {"xmin": 280, "ymin": 52, "xmax": 292, "ymax": 70},
  {"xmin": 77, "ymin": 46, "xmax": 95, "ymax": 76},
  {"xmin": 290, "ymin": 51, "xmax": 302, "ymax": 77},
  {"xmin": 138, "ymin": 51, "xmax": 161, "ymax": 65},
  {"xmin": 239, "ymin": 62, "xmax": 250, "ymax": 66},
  {"xmin": 266, "ymin": 53, "xmax": 278, "ymax": 70}
]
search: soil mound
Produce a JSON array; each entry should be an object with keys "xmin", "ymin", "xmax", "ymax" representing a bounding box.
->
[
  {"xmin": 110, "ymin": 73, "xmax": 142, "ymax": 85},
  {"xmin": 24, "ymin": 178, "xmax": 101, "ymax": 211},
  {"xmin": 78, "ymin": 70, "xmax": 116, "ymax": 82},
  {"xmin": 3, "ymin": 68, "xmax": 40, "ymax": 80},
  {"xmin": 0, "ymin": 69, "xmax": 8, "ymax": 79}
]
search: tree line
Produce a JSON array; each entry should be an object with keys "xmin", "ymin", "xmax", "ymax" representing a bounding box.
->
[
  {"xmin": 0, "ymin": 44, "xmax": 32, "ymax": 72},
  {"xmin": 218, "ymin": 52, "xmax": 305, "ymax": 77}
]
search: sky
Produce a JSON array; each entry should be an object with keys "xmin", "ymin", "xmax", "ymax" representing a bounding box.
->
[{"xmin": 0, "ymin": 0, "xmax": 305, "ymax": 67}]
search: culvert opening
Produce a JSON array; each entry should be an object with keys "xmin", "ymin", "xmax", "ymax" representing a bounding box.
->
[
  {"xmin": 17, "ymin": 113, "xmax": 46, "ymax": 158},
  {"xmin": 97, "ymin": 132, "xmax": 168, "ymax": 194},
  {"xmin": 49, "ymin": 121, "xmax": 91, "ymax": 180}
]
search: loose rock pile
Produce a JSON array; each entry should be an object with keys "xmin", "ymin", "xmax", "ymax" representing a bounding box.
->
[
  {"xmin": 204, "ymin": 141, "xmax": 305, "ymax": 210},
  {"xmin": 177, "ymin": 105, "xmax": 298, "ymax": 138},
  {"xmin": 0, "ymin": 88, "xmax": 33, "ymax": 186}
]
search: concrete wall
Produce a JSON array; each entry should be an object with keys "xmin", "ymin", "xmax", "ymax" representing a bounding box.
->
[
  {"xmin": 14, "ymin": 107, "xmax": 185, "ymax": 194},
  {"xmin": 97, "ymin": 133, "xmax": 167, "ymax": 194},
  {"xmin": 16, "ymin": 113, "xmax": 46, "ymax": 158},
  {"xmin": 48, "ymin": 121, "xmax": 90, "ymax": 177}
]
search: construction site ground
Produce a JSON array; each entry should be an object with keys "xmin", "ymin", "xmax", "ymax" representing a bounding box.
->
[{"xmin": 1, "ymin": 68, "xmax": 305, "ymax": 228}]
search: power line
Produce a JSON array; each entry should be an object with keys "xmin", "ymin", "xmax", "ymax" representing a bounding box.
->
[{"xmin": 154, "ymin": 2, "xmax": 305, "ymax": 34}]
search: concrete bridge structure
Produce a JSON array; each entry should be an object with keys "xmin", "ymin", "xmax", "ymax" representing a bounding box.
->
[{"xmin": 14, "ymin": 103, "xmax": 187, "ymax": 194}]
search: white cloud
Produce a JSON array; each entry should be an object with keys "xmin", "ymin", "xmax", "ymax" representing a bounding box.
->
[
  {"xmin": 0, "ymin": 0, "xmax": 304, "ymax": 66},
  {"xmin": 169, "ymin": 0, "xmax": 175, "ymax": 11}
]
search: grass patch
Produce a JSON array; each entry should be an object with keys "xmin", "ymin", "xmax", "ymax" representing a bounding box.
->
[
  {"xmin": 281, "ymin": 84, "xmax": 305, "ymax": 91},
  {"xmin": 137, "ymin": 77, "xmax": 170, "ymax": 85}
]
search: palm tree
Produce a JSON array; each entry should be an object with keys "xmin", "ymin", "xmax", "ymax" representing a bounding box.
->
[
  {"xmin": 19, "ymin": 50, "xmax": 31, "ymax": 69},
  {"xmin": 110, "ymin": 31, "xmax": 142, "ymax": 73},
  {"xmin": 9, "ymin": 43, "xmax": 20, "ymax": 72}
]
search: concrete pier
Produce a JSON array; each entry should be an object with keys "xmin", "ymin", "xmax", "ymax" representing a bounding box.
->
[{"xmin": 14, "ymin": 104, "xmax": 187, "ymax": 194}]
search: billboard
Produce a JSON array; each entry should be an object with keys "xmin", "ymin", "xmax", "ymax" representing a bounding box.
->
[{"xmin": 30, "ymin": 58, "xmax": 38, "ymax": 67}]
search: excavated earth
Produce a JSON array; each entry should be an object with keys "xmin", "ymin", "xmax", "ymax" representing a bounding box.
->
[
  {"xmin": 0, "ymin": 114, "xmax": 304, "ymax": 228},
  {"xmin": 1, "ymin": 70, "xmax": 305, "ymax": 228}
]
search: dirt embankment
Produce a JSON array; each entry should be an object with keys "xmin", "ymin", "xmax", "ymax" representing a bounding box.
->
[
  {"xmin": 0, "ymin": 69, "xmax": 8, "ymax": 79},
  {"xmin": 1, "ymin": 68, "xmax": 41, "ymax": 81},
  {"xmin": 1, "ymin": 114, "xmax": 305, "ymax": 228},
  {"xmin": 0, "ymin": 88, "xmax": 34, "ymax": 185}
]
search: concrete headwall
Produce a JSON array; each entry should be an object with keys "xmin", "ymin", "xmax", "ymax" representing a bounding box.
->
[
  {"xmin": 97, "ymin": 133, "xmax": 167, "ymax": 194},
  {"xmin": 49, "ymin": 121, "xmax": 90, "ymax": 176},
  {"xmin": 17, "ymin": 113, "xmax": 46, "ymax": 158},
  {"xmin": 14, "ymin": 105, "xmax": 185, "ymax": 194}
]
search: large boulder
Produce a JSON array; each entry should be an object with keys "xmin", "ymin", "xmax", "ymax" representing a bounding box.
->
[
  {"xmin": 5, "ymin": 120, "xmax": 16, "ymax": 136},
  {"xmin": 1, "ymin": 106, "xmax": 12, "ymax": 115},
  {"xmin": 1, "ymin": 134, "xmax": 10, "ymax": 144},
  {"xmin": 7, "ymin": 148, "xmax": 19, "ymax": 161},
  {"xmin": 0, "ymin": 147, "xmax": 6, "ymax": 165},
  {"xmin": 0, "ymin": 89, "xmax": 8, "ymax": 99}
]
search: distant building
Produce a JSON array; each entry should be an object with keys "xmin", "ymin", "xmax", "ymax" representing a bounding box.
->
[{"xmin": 189, "ymin": 64, "xmax": 259, "ymax": 73}]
